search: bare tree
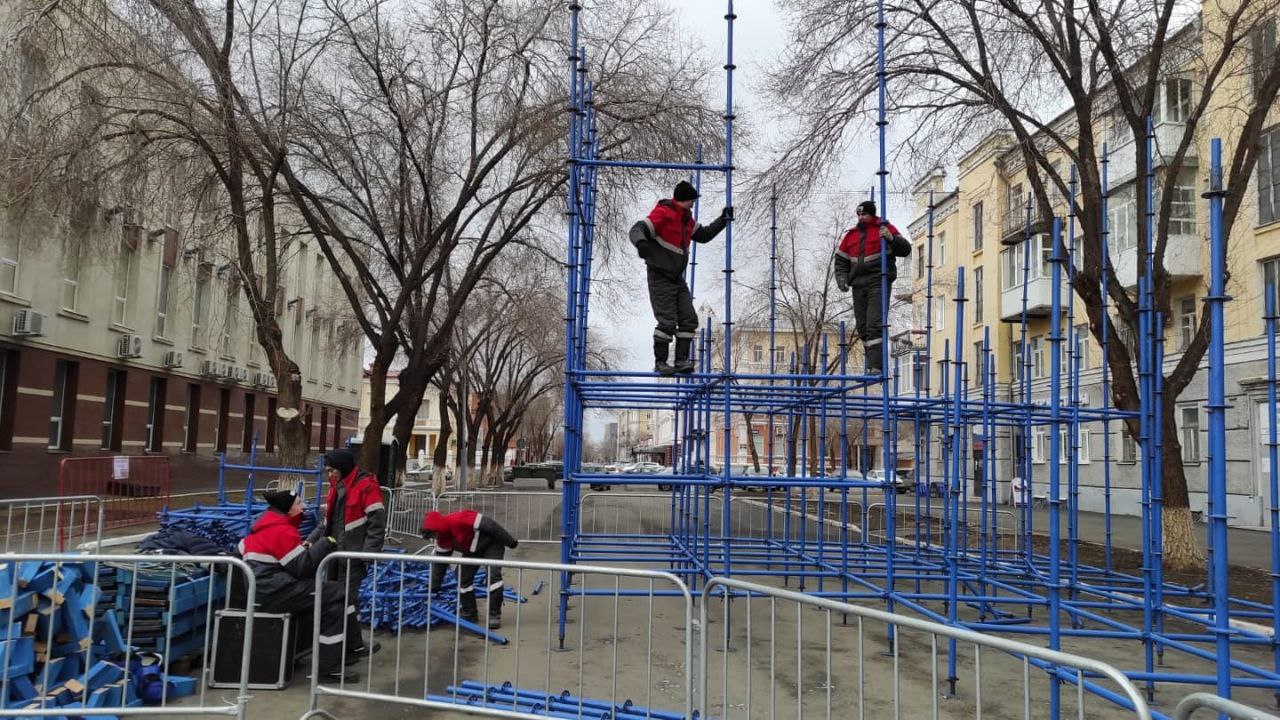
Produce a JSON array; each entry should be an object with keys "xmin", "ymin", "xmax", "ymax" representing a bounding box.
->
[{"xmin": 764, "ymin": 0, "xmax": 1280, "ymax": 569}]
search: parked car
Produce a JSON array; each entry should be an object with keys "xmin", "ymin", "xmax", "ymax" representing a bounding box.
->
[
  {"xmin": 502, "ymin": 466, "xmax": 514, "ymax": 482},
  {"xmin": 866, "ymin": 469, "xmax": 910, "ymax": 494}
]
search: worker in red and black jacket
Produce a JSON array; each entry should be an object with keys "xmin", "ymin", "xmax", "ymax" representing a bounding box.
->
[
  {"xmin": 630, "ymin": 180, "xmax": 731, "ymax": 375},
  {"xmin": 307, "ymin": 448, "xmax": 385, "ymax": 656},
  {"xmin": 238, "ymin": 489, "xmax": 361, "ymax": 682},
  {"xmin": 421, "ymin": 510, "xmax": 519, "ymax": 629},
  {"xmin": 834, "ymin": 200, "xmax": 911, "ymax": 374}
]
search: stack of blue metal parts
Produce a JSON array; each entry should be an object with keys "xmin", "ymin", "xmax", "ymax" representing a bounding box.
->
[
  {"xmin": 431, "ymin": 681, "xmax": 692, "ymax": 719},
  {"xmin": 158, "ymin": 501, "xmax": 319, "ymax": 551},
  {"xmin": 357, "ymin": 550, "xmax": 529, "ymax": 644}
]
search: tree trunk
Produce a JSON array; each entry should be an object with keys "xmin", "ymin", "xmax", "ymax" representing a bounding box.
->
[
  {"xmin": 273, "ymin": 365, "xmax": 309, "ymax": 468},
  {"xmin": 1159, "ymin": 407, "xmax": 1205, "ymax": 571},
  {"xmin": 743, "ymin": 413, "xmax": 762, "ymax": 472},
  {"xmin": 433, "ymin": 391, "xmax": 452, "ymax": 495},
  {"xmin": 389, "ymin": 373, "xmax": 429, "ymax": 487}
]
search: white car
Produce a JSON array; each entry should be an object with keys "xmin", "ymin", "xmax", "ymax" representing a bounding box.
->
[{"xmin": 866, "ymin": 469, "xmax": 910, "ymax": 493}]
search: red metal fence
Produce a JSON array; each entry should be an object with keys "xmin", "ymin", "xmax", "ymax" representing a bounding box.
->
[{"xmin": 58, "ymin": 456, "xmax": 171, "ymax": 537}]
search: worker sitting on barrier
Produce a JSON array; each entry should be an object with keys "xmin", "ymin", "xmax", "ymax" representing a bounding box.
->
[
  {"xmin": 421, "ymin": 510, "xmax": 520, "ymax": 630},
  {"xmin": 238, "ymin": 489, "xmax": 362, "ymax": 683},
  {"xmin": 308, "ymin": 448, "xmax": 385, "ymax": 658}
]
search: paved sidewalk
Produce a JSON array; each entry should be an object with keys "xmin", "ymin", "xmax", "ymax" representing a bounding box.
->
[{"xmin": 1023, "ymin": 505, "xmax": 1274, "ymax": 570}]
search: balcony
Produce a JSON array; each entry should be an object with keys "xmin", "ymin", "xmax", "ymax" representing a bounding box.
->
[
  {"xmin": 1110, "ymin": 231, "xmax": 1202, "ymax": 287},
  {"xmin": 1000, "ymin": 275, "xmax": 1071, "ymax": 322},
  {"xmin": 1000, "ymin": 196, "xmax": 1065, "ymax": 245},
  {"xmin": 1104, "ymin": 120, "xmax": 1197, "ymax": 188}
]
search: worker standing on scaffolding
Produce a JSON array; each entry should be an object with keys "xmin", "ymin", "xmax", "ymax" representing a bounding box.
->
[
  {"xmin": 630, "ymin": 180, "xmax": 731, "ymax": 375},
  {"xmin": 834, "ymin": 200, "xmax": 910, "ymax": 374}
]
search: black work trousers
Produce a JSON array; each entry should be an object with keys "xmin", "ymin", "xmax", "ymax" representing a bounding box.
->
[
  {"xmin": 851, "ymin": 279, "xmax": 890, "ymax": 372},
  {"xmin": 264, "ymin": 580, "xmax": 362, "ymax": 674},
  {"xmin": 458, "ymin": 543, "xmax": 506, "ymax": 619},
  {"xmin": 647, "ymin": 268, "xmax": 697, "ymax": 344}
]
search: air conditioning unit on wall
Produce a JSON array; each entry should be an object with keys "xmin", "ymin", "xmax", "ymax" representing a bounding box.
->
[
  {"xmin": 116, "ymin": 334, "xmax": 143, "ymax": 359},
  {"xmin": 11, "ymin": 309, "xmax": 45, "ymax": 336},
  {"xmin": 200, "ymin": 360, "xmax": 219, "ymax": 376},
  {"xmin": 163, "ymin": 351, "xmax": 184, "ymax": 368}
]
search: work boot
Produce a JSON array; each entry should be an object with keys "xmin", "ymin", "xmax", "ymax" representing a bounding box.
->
[
  {"xmin": 459, "ymin": 610, "xmax": 479, "ymax": 624},
  {"xmin": 312, "ymin": 668, "xmax": 359, "ymax": 683},
  {"xmin": 654, "ymin": 338, "xmax": 675, "ymax": 375},
  {"xmin": 488, "ymin": 615, "xmax": 502, "ymax": 630},
  {"xmin": 345, "ymin": 641, "xmax": 381, "ymax": 665},
  {"xmin": 674, "ymin": 338, "xmax": 695, "ymax": 374}
]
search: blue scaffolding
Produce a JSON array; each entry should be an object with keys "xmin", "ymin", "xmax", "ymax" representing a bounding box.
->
[{"xmin": 558, "ymin": 1, "xmax": 1280, "ymax": 715}]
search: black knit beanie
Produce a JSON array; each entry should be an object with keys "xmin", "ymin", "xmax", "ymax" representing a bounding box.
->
[
  {"xmin": 263, "ymin": 489, "xmax": 296, "ymax": 515},
  {"xmin": 673, "ymin": 180, "xmax": 700, "ymax": 202},
  {"xmin": 323, "ymin": 448, "xmax": 356, "ymax": 477},
  {"xmin": 857, "ymin": 200, "xmax": 877, "ymax": 217}
]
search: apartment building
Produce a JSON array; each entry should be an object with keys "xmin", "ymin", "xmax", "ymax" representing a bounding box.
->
[
  {"xmin": 903, "ymin": 17, "xmax": 1280, "ymax": 527},
  {"xmin": 0, "ymin": 2, "xmax": 362, "ymax": 496}
]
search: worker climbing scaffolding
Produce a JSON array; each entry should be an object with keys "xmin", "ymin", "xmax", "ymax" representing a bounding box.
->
[{"xmin": 833, "ymin": 199, "xmax": 910, "ymax": 374}]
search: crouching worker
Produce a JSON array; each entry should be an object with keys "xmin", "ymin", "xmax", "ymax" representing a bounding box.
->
[
  {"xmin": 238, "ymin": 489, "xmax": 362, "ymax": 683},
  {"xmin": 421, "ymin": 510, "xmax": 520, "ymax": 630}
]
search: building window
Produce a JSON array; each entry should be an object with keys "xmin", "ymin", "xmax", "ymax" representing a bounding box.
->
[
  {"xmin": 1159, "ymin": 78, "xmax": 1193, "ymax": 124},
  {"xmin": 146, "ymin": 376, "xmax": 167, "ymax": 453},
  {"xmin": 184, "ymin": 383, "xmax": 200, "ymax": 453},
  {"xmin": 1179, "ymin": 406, "xmax": 1201, "ymax": 463},
  {"xmin": 155, "ymin": 264, "xmax": 172, "ymax": 339},
  {"xmin": 938, "ymin": 232, "xmax": 946, "ymax": 266},
  {"xmin": 1178, "ymin": 296, "xmax": 1197, "ymax": 351},
  {"xmin": 1158, "ymin": 170, "xmax": 1198, "ymax": 236},
  {"xmin": 973, "ymin": 267, "xmax": 984, "ymax": 323},
  {"xmin": 1012, "ymin": 341, "xmax": 1025, "ymax": 383},
  {"xmin": 308, "ymin": 320, "xmax": 321, "ymax": 379},
  {"xmin": 192, "ymin": 266, "xmax": 210, "ymax": 348},
  {"xmin": 48, "ymin": 360, "xmax": 77, "ymax": 451},
  {"xmin": 112, "ymin": 241, "xmax": 136, "ymax": 326},
  {"xmin": 242, "ymin": 392, "xmax": 256, "ymax": 452},
  {"xmin": 1108, "ymin": 189, "xmax": 1138, "ymax": 252},
  {"xmin": 1059, "ymin": 427, "xmax": 1092, "ymax": 464},
  {"xmin": 1260, "ymin": 127, "xmax": 1280, "ymax": 225},
  {"xmin": 265, "ymin": 397, "xmax": 277, "ymax": 453},
  {"xmin": 972, "ymin": 340, "xmax": 984, "ymax": 385},
  {"xmin": 1001, "ymin": 247, "xmax": 1018, "ymax": 291},
  {"xmin": 319, "ymin": 407, "xmax": 329, "ymax": 453},
  {"xmin": 0, "ymin": 223, "xmax": 18, "ymax": 296},
  {"xmin": 1072, "ymin": 324, "xmax": 1089, "ymax": 370},
  {"xmin": 1032, "ymin": 336, "xmax": 1045, "ymax": 378},
  {"xmin": 1253, "ymin": 19, "xmax": 1276, "ymax": 101},
  {"xmin": 1033, "ymin": 427, "xmax": 1047, "ymax": 464},
  {"xmin": 935, "ymin": 295, "xmax": 946, "ymax": 332},
  {"xmin": 221, "ymin": 283, "xmax": 238, "ymax": 358},
  {"xmin": 753, "ymin": 345, "xmax": 763, "ymax": 363},
  {"xmin": 774, "ymin": 348, "xmax": 786, "ymax": 365},
  {"xmin": 1263, "ymin": 257, "xmax": 1280, "ymax": 324},
  {"xmin": 0, "ymin": 350, "xmax": 17, "ymax": 451},
  {"xmin": 972, "ymin": 202, "xmax": 984, "ymax": 251},
  {"xmin": 916, "ymin": 244, "xmax": 926, "ymax": 279},
  {"xmin": 102, "ymin": 369, "xmax": 126, "ymax": 451},
  {"xmin": 215, "ymin": 388, "xmax": 230, "ymax": 453},
  {"xmin": 1120, "ymin": 426, "xmax": 1137, "ymax": 464}
]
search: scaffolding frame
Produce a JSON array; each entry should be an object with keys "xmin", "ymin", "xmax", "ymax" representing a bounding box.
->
[{"xmin": 558, "ymin": 1, "xmax": 1280, "ymax": 715}]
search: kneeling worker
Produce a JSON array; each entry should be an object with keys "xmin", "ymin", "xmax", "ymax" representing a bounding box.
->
[
  {"xmin": 238, "ymin": 488, "xmax": 363, "ymax": 682},
  {"xmin": 421, "ymin": 510, "xmax": 520, "ymax": 629}
]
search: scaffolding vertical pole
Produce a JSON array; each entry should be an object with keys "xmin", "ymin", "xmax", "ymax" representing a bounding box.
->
[
  {"xmin": 1017, "ymin": 193, "xmax": 1036, "ymax": 565},
  {"xmin": 923, "ymin": 191, "xmax": 936, "ymax": 550},
  {"xmin": 1066, "ymin": 164, "xmax": 1082, "ymax": 610},
  {"xmin": 1266, "ymin": 281, "xmax": 1280, "ymax": 708},
  {"xmin": 873, "ymin": 0, "xmax": 897, "ymax": 629},
  {"xmin": 1047, "ymin": 216, "xmax": 1066, "ymax": 717},
  {"xmin": 719, "ymin": 0, "xmax": 737, "ymax": 585},
  {"xmin": 945, "ymin": 268, "xmax": 966, "ymax": 697},
  {"xmin": 1205, "ymin": 136, "xmax": 1232, "ymax": 704},
  {"xmin": 1100, "ymin": 143, "xmax": 1115, "ymax": 573},
  {"xmin": 1144, "ymin": 118, "xmax": 1168, "ymax": 668},
  {"xmin": 839, "ymin": 320, "xmax": 851, "ymax": 600},
  {"xmin": 558, "ymin": 2, "xmax": 584, "ymax": 648}
]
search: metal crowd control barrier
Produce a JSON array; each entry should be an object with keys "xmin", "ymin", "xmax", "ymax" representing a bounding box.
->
[
  {"xmin": 303, "ymin": 551, "xmax": 694, "ymax": 720},
  {"xmin": 58, "ymin": 456, "xmax": 171, "ymax": 532},
  {"xmin": 0, "ymin": 553, "xmax": 255, "ymax": 718},
  {"xmin": 699, "ymin": 577, "xmax": 1152, "ymax": 720},
  {"xmin": 434, "ymin": 491, "xmax": 563, "ymax": 544},
  {"xmin": 385, "ymin": 486, "xmax": 436, "ymax": 541},
  {"xmin": 865, "ymin": 502, "xmax": 1019, "ymax": 552},
  {"xmin": 0, "ymin": 495, "xmax": 104, "ymax": 552},
  {"xmin": 1172, "ymin": 693, "xmax": 1280, "ymax": 720}
]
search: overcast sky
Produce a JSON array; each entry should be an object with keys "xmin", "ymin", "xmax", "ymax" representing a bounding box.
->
[{"xmin": 582, "ymin": 1, "xmax": 894, "ymax": 442}]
